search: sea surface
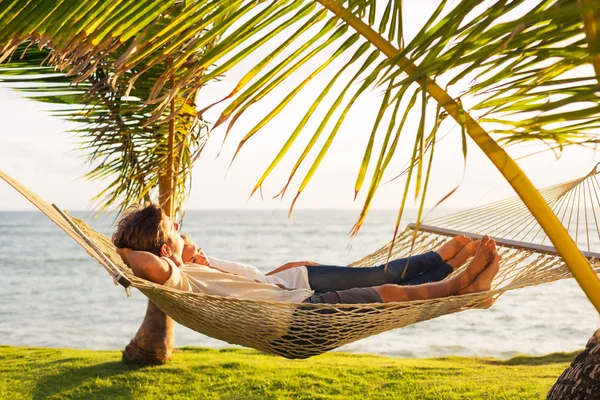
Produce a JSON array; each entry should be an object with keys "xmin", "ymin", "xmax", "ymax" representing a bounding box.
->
[{"xmin": 1, "ymin": 209, "xmax": 598, "ymax": 359}]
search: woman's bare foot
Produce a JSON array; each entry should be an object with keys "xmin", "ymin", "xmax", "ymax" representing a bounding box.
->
[
  {"xmin": 446, "ymin": 239, "xmax": 480, "ymax": 270},
  {"xmin": 436, "ymin": 235, "xmax": 471, "ymax": 262}
]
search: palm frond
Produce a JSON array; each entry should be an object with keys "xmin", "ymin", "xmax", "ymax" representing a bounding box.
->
[
  {"xmin": 2, "ymin": 0, "xmax": 600, "ymax": 235},
  {"xmin": 0, "ymin": 44, "xmax": 209, "ymax": 215}
]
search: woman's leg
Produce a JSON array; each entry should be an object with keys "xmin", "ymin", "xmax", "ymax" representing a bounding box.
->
[
  {"xmin": 307, "ymin": 251, "xmax": 445, "ymax": 292},
  {"xmin": 306, "ymin": 235, "xmax": 475, "ymax": 292},
  {"xmin": 387, "ymin": 239, "xmax": 482, "ymax": 286},
  {"xmin": 389, "ymin": 238, "xmax": 481, "ymax": 286},
  {"xmin": 401, "ymin": 264, "xmax": 454, "ymax": 285}
]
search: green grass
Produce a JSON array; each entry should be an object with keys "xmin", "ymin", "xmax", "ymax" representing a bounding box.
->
[{"xmin": 0, "ymin": 345, "xmax": 576, "ymax": 399}]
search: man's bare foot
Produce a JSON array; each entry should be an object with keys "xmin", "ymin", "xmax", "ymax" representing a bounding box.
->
[
  {"xmin": 458, "ymin": 252, "xmax": 501, "ymax": 303},
  {"xmin": 436, "ymin": 235, "xmax": 471, "ymax": 262},
  {"xmin": 468, "ymin": 252, "xmax": 501, "ymax": 309},
  {"xmin": 460, "ymin": 235, "xmax": 495, "ymax": 282},
  {"xmin": 446, "ymin": 239, "xmax": 480, "ymax": 270}
]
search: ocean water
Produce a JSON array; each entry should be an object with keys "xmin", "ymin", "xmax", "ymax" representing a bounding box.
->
[{"xmin": 0, "ymin": 209, "xmax": 598, "ymax": 359}]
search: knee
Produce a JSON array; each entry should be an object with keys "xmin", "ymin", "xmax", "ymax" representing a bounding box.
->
[
  {"xmin": 376, "ymin": 284, "xmax": 399, "ymax": 297},
  {"xmin": 374, "ymin": 283, "xmax": 412, "ymax": 303}
]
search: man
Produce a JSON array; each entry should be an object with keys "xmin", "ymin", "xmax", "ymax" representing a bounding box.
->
[{"xmin": 114, "ymin": 204, "xmax": 500, "ymax": 304}]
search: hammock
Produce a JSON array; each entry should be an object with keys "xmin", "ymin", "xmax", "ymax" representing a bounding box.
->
[{"xmin": 2, "ymin": 168, "xmax": 600, "ymax": 359}]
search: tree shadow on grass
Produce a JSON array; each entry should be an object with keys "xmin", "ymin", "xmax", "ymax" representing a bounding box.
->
[
  {"xmin": 483, "ymin": 351, "xmax": 580, "ymax": 366},
  {"xmin": 33, "ymin": 360, "xmax": 148, "ymax": 400}
]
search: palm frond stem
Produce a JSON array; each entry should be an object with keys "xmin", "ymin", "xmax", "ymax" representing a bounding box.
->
[
  {"xmin": 582, "ymin": 0, "xmax": 600, "ymax": 78},
  {"xmin": 317, "ymin": 0, "xmax": 600, "ymax": 311}
]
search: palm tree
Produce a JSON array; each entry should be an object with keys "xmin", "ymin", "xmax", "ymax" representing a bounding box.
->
[
  {"xmin": 1, "ymin": 42, "xmax": 212, "ymax": 362},
  {"xmin": 2, "ymin": 0, "xmax": 600, "ymax": 371},
  {"xmin": 0, "ymin": 1, "xmax": 224, "ymax": 362}
]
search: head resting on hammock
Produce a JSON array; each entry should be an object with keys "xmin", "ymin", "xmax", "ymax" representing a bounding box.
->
[{"xmin": 112, "ymin": 203, "xmax": 184, "ymax": 261}]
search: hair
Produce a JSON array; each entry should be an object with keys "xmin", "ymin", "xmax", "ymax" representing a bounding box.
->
[{"xmin": 112, "ymin": 203, "xmax": 172, "ymax": 256}]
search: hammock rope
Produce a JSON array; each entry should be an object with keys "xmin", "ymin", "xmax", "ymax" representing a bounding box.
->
[
  {"xmin": 51, "ymin": 204, "xmax": 131, "ymax": 289},
  {"xmin": 2, "ymin": 167, "xmax": 600, "ymax": 359}
]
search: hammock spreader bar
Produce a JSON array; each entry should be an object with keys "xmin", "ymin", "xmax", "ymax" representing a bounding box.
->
[{"xmin": 408, "ymin": 223, "xmax": 600, "ymax": 260}]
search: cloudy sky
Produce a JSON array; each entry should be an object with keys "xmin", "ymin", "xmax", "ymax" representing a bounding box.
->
[{"xmin": 1, "ymin": 1, "xmax": 599, "ymax": 214}]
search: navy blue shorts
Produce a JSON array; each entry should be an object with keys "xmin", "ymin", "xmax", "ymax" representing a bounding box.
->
[{"xmin": 303, "ymin": 287, "xmax": 382, "ymax": 304}]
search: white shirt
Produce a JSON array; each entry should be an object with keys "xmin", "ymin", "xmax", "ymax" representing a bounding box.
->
[
  {"xmin": 161, "ymin": 257, "xmax": 314, "ymax": 303},
  {"xmin": 207, "ymin": 256, "xmax": 312, "ymax": 291}
]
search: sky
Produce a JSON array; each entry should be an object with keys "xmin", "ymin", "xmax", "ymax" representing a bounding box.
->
[{"xmin": 1, "ymin": 1, "xmax": 599, "ymax": 215}]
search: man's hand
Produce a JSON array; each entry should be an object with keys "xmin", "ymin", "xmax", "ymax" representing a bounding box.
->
[{"xmin": 265, "ymin": 261, "xmax": 320, "ymax": 276}]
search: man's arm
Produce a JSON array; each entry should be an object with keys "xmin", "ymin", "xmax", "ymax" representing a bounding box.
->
[
  {"xmin": 116, "ymin": 248, "xmax": 172, "ymax": 284},
  {"xmin": 265, "ymin": 261, "xmax": 320, "ymax": 276}
]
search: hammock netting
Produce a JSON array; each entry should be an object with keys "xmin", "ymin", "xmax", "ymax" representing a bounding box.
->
[{"xmin": 2, "ymin": 167, "xmax": 600, "ymax": 359}]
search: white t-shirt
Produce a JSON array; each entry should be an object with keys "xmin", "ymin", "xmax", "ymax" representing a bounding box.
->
[
  {"xmin": 207, "ymin": 256, "xmax": 312, "ymax": 291},
  {"xmin": 161, "ymin": 257, "xmax": 314, "ymax": 303}
]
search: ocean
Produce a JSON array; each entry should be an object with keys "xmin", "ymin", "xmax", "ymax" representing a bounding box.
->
[{"xmin": 1, "ymin": 209, "xmax": 598, "ymax": 359}]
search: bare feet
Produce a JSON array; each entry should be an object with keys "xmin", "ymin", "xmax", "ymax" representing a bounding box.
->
[
  {"xmin": 436, "ymin": 235, "xmax": 471, "ymax": 262},
  {"xmin": 446, "ymin": 239, "xmax": 480, "ymax": 270},
  {"xmin": 460, "ymin": 235, "xmax": 495, "ymax": 283},
  {"xmin": 459, "ymin": 251, "xmax": 500, "ymax": 296},
  {"xmin": 457, "ymin": 244, "xmax": 501, "ymax": 309}
]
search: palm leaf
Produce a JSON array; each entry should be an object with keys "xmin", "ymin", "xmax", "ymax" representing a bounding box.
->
[
  {"xmin": 2, "ymin": 0, "xmax": 600, "ymax": 235},
  {"xmin": 0, "ymin": 43, "xmax": 210, "ymax": 215}
]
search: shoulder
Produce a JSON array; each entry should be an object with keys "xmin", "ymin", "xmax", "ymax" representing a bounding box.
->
[{"xmin": 134, "ymin": 257, "xmax": 173, "ymax": 285}]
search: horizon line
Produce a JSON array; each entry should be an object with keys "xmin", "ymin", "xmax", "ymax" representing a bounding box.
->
[{"xmin": 0, "ymin": 206, "xmax": 466, "ymax": 212}]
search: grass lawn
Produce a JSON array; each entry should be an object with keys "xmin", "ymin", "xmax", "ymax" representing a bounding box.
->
[{"xmin": 0, "ymin": 345, "xmax": 576, "ymax": 399}]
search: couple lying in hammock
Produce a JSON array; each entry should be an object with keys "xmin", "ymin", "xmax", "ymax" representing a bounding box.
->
[{"xmin": 114, "ymin": 204, "xmax": 500, "ymax": 305}]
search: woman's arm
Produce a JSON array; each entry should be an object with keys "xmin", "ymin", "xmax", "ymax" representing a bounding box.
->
[
  {"xmin": 265, "ymin": 261, "xmax": 320, "ymax": 276},
  {"xmin": 116, "ymin": 248, "xmax": 172, "ymax": 284}
]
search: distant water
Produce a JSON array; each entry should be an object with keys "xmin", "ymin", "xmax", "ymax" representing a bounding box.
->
[{"xmin": 1, "ymin": 209, "xmax": 598, "ymax": 359}]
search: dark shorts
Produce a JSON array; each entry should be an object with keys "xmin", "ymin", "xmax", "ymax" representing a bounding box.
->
[{"xmin": 302, "ymin": 287, "xmax": 382, "ymax": 304}]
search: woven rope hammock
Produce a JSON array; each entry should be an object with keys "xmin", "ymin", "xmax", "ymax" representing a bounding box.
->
[{"xmin": 2, "ymin": 167, "xmax": 600, "ymax": 359}]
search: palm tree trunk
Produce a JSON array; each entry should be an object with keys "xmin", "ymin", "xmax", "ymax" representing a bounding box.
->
[
  {"xmin": 122, "ymin": 80, "xmax": 177, "ymax": 364},
  {"xmin": 547, "ymin": 329, "xmax": 600, "ymax": 399},
  {"xmin": 122, "ymin": 166, "xmax": 176, "ymax": 364},
  {"xmin": 121, "ymin": 173, "xmax": 176, "ymax": 364},
  {"xmin": 122, "ymin": 301, "xmax": 175, "ymax": 364},
  {"xmin": 122, "ymin": 159, "xmax": 176, "ymax": 364}
]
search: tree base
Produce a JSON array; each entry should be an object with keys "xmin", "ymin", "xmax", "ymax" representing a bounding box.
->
[
  {"xmin": 122, "ymin": 338, "xmax": 172, "ymax": 365},
  {"xmin": 121, "ymin": 300, "xmax": 175, "ymax": 365},
  {"xmin": 547, "ymin": 329, "xmax": 600, "ymax": 399}
]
